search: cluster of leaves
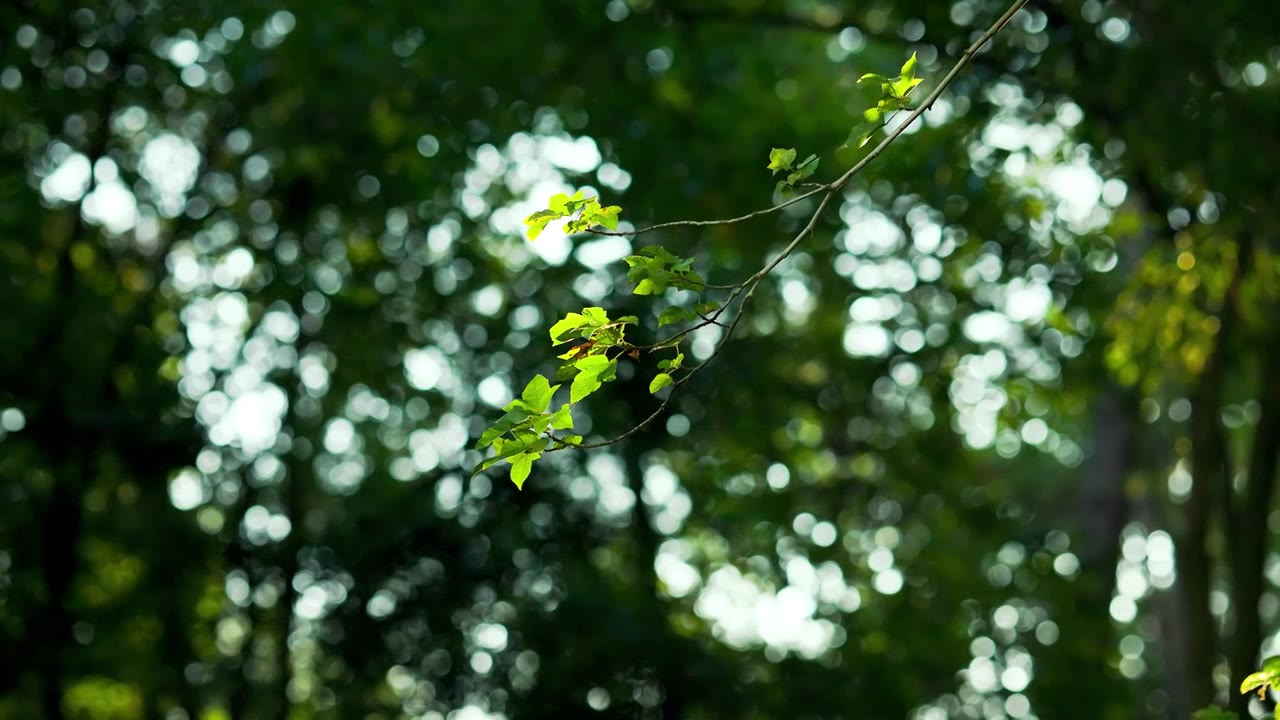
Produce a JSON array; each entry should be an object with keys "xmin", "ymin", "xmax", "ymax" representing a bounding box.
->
[
  {"xmin": 649, "ymin": 351, "xmax": 684, "ymax": 394},
  {"xmin": 767, "ymin": 147, "xmax": 820, "ymax": 195},
  {"xmin": 476, "ymin": 307, "xmax": 645, "ymax": 487},
  {"xmin": 1192, "ymin": 656, "xmax": 1280, "ymax": 719},
  {"xmin": 475, "ymin": 258, "xmax": 710, "ymax": 485},
  {"xmin": 473, "ymin": 374, "xmax": 576, "ymax": 489},
  {"xmin": 841, "ymin": 52, "xmax": 922, "ymax": 150},
  {"xmin": 623, "ymin": 246, "xmax": 722, "ymax": 333},
  {"xmin": 524, "ymin": 190, "xmax": 622, "ymax": 240},
  {"xmin": 625, "ymin": 245, "xmax": 707, "ymax": 295}
]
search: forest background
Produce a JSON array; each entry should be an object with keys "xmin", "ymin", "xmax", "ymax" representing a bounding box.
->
[{"xmin": 3, "ymin": 1, "xmax": 1280, "ymax": 719}]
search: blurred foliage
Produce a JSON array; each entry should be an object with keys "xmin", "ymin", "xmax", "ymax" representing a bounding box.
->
[{"xmin": 2, "ymin": 0, "xmax": 1280, "ymax": 719}]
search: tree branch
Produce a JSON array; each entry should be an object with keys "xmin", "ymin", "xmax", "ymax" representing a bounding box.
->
[{"xmin": 543, "ymin": 0, "xmax": 1030, "ymax": 454}]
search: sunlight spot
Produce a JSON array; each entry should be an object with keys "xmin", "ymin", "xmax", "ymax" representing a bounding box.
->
[{"xmin": 41, "ymin": 152, "xmax": 90, "ymax": 203}]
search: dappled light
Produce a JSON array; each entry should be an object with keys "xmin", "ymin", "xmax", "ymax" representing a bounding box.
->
[{"xmin": 4, "ymin": 0, "xmax": 1280, "ymax": 719}]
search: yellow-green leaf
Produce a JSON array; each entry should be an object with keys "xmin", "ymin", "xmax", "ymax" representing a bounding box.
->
[
  {"xmin": 649, "ymin": 373, "xmax": 673, "ymax": 394},
  {"xmin": 1240, "ymin": 670, "xmax": 1274, "ymax": 695},
  {"xmin": 550, "ymin": 312, "xmax": 587, "ymax": 344},
  {"xmin": 510, "ymin": 451, "xmax": 540, "ymax": 489},
  {"xmin": 900, "ymin": 52, "xmax": 918, "ymax": 82},
  {"xmin": 767, "ymin": 147, "xmax": 797, "ymax": 175},
  {"xmin": 550, "ymin": 403, "xmax": 573, "ymax": 430},
  {"xmin": 520, "ymin": 374, "xmax": 558, "ymax": 413}
]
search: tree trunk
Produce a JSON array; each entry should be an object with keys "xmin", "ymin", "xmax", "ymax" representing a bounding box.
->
[
  {"xmin": 1228, "ymin": 350, "xmax": 1280, "ymax": 716},
  {"xmin": 1181, "ymin": 266, "xmax": 1242, "ymax": 711}
]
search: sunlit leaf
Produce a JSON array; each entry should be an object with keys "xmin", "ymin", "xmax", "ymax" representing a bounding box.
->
[
  {"xmin": 900, "ymin": 52, "xmax": 918, "ymax": 82},
  {"xmin": 476, "ymin": 406, "xmax": 533, "ymax": 449},
  {"xmin": 521, "ymin": 374, "xmax": 558, "ymax": 413},
  {"xmin": 649, "ymin": 373, "xmax": 673, "ymax": 394},
  {"xmin": 509, "ymin": 451, "xmax": 540, "ymax": 489},
  {"xmin": 1240, "ymin": 671, "xmax": 1271, "ymax": 695},
  {"xmin": 596, "ymin": 205, "xmax": 621, "ymax": 230},
  {"xmin": 767, "ymin": 147, "xmax": 797, "ymax": 175},
  {"xmin": 841, "ymin": 108, "xmax": 885, "ymax": 150},
  {"xmin": 550, "ymin": 312, "xmax": 587, "ymax": 344},
  {"xmin": 570, "ymin": 354, "xmax": 614, "ymax": 403},
  {"xmin": 550, "ymin": 403, "xmax": 574, "ymax": 430},
  {"xmin": 658, "ymin": 352, "xmax": 684, "ymax": 371}
]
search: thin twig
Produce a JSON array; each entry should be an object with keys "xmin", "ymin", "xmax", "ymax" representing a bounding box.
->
[{"xmin": 586, "ymin": 185, "xmax": 826, "ymax": 237}]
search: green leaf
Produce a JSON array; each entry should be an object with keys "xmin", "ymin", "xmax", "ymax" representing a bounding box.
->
[
  {"xmin": 658, "ymin": 352, "xmax": 685, "ymax": 371},
  {"xmin": 676, "ymin": 270, "xmax": 705, "ymax": 292},
  {"xmin": 786, "ymin": 154, "xmax": 819, "ymax": 186},
  {"xmin": 473, "ymin": 433, "xmax": 546, "ymax": 478},
  {"xmin": 857, "ymin": 73, "xmax": 889, "ymax": 98},
  {"xmin": 550, "ymin": 403, "xmax": 573, "ymax": 430},
  {"xmin": 581, "ymin": 307, "xmax": 609, "ymax": 325},
  {"xmin": 649, "ymin": 373, "xmax": 674, "ymax": 394},
  {"xmin": 521, "ymin": 374, "xmax": 558, "ymax": 413},
  {"xmin": 840, "ymin": 108, "xmax": 886, "ymax": 150},
  {"xmin": 570, "ymin": 354, "xmax": 614, "ymax": 403},
  {"xmin": 795, "ymin": 154, "xmax": 819, "ymax": 178},
  {"xmin": 599, "ymin": 358, "xmax": 619, "ymax": 382},
  {"xmin": 694, "ymin": 301, "xmax": 720, "ymax": 315},
  {"xmin": 562, "ymin": 434, "xmax": 583, "ymax": 445},
  {"xmin": 502, "ymin": 398, "xmax": 535, "ymax": 413},
  {"xmin": 524, "ymin": 209, "xmax": 561, "ymax": 241},
  {"xmin": 596, "ymin": 205, "xmax": 621, "ymax": 230},
  {"xmin": 900, "ymin": 52, "xmax": 918, "ymax": 82},
  {"xmin": 634, "ymin": 279, "xmax": 658, "ymax": 295},
  {"xmin": 658, "ymin": 306, "xmax": 697, "ymax": 327},
  {"xmin": 571, "ymin": 371, "xmax": 603, "ymax": 403},
  {"xmin": 575, "ymin": 355, "xmax": 611, "ymax": 373},
  {"xmin": 476, "ymin": 406, "xmax": 534, "ymax": 449},
  {"xmin": 1241, "ymin": 670, "xmax": 1275, "ymax": 695},
  {"xmin": 767, "ymin": 147, "xmax": 797, "ymax": 175},
  {"xmin": 564, "ymin": 190, "xmax": 587, "ymax": 212},
  {"xmin": 890, "ymin": 76, "xmax": 922, "ymax": 98},
  {"xmin": 472, "ymin": 453, "xmax": 509, "ymax": 476},
  {"xmin": 554, "ymin": 362, "xmax": 579, "ymax": 381},
  {"xmin": 550, "ymin": 312, "xmax": 587, "ymax": 344},
  {"xmin": 509, "ymin": 451, "xmax": 540, "ymax": 490},
  {"xmin": 638, "ymin": 245, "xmax": 679, "ymax": 262}
]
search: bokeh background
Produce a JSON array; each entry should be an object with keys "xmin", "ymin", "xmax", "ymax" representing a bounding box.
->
[{"xmin": 3, "ymin": 0, "xmax": 1280, "ymax": 718}]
